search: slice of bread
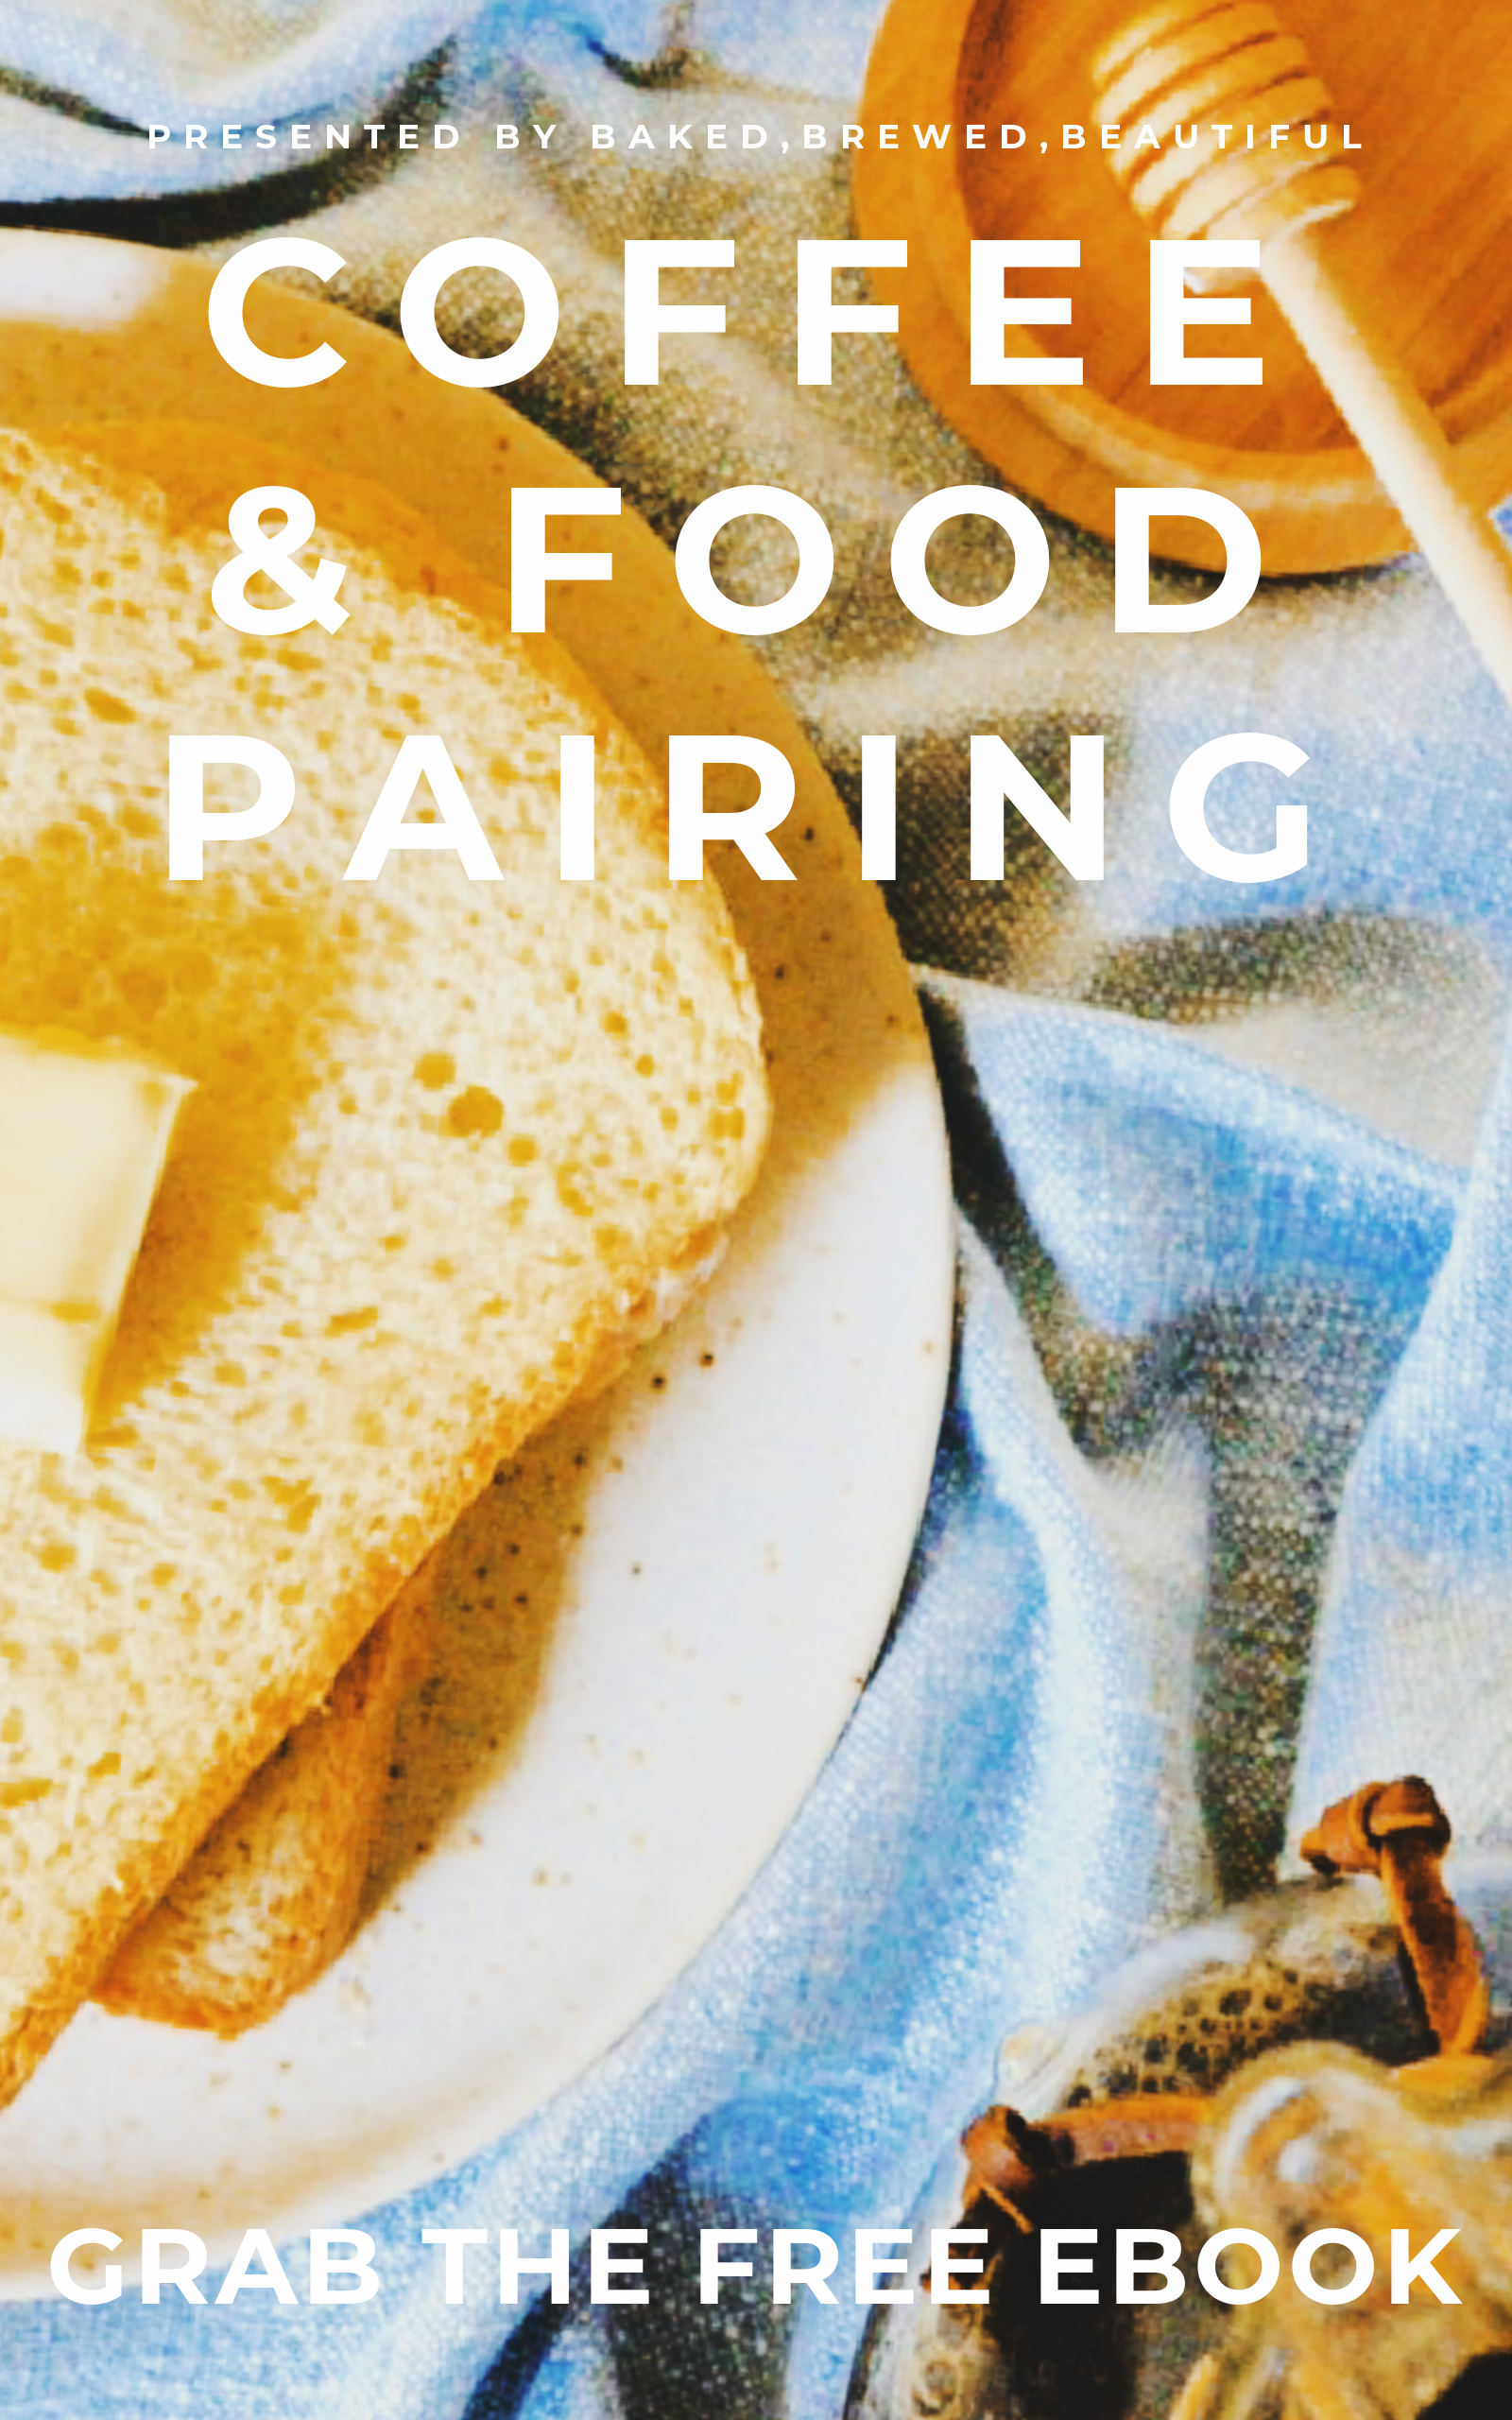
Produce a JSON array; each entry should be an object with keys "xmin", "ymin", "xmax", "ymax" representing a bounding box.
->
[
  {"xmin": 0, "ymin": 418, "xmax": 768, "ymax": 2107},
  {"xmin": 94, "ymin": 1558, "xmax": 435, "ymax": 2037},
  {"xmin": 94, "ymin": 1230, "xmax": 719, "ymax": 2035}
]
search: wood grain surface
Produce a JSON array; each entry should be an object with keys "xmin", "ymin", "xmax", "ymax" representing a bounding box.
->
[{"xmin": 856, "ymin": 0, "xmax": 1512, "ymax": 569}]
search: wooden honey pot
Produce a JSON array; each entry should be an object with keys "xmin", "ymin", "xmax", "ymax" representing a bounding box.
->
[{"xmin": 855, "ymin": 0, "xmax": 1512, "ymax": 578}]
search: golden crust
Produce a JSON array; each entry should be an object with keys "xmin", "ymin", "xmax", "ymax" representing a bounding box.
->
[
  {"xmin": 0, "ymin": 418, "xmax": 769, "ymax": 2103},
  {"xmin": 96, "ymin": 1560, "xmax": 436, "ymax": 2035}
]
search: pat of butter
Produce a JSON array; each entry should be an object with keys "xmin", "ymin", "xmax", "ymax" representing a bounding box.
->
[{"xmin": 0, "ymin": 1032, "xmax": 193, "ymax": 1456}]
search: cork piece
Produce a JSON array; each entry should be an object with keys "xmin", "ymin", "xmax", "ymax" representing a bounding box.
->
[{"xmin": 1300, "ymin": 1778, "xmax": 1489, "ymax": 2057}]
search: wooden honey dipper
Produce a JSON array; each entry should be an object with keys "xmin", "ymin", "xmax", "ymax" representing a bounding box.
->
[{"xmin": 1092, "ymin": 0, "xmax": 1512, "ymax": 709}]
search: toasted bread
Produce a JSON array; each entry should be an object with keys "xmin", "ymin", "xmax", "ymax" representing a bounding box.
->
[
  {"xmin": 95, "ymin": 1559, "xmax": 435, "ymax": 2036},
  {"xmin": 95, "ymin": 1230, "xmax": 720, "ymax": 2034},
  {"xmin": 0, "ymin": 419, "xmax": 768, "ymax": 2105}
]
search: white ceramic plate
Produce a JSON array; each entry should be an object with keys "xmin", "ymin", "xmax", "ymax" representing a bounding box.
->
[{"xmin": 0, "ymin": 233, "xmax": 954, "ymax": 2286}]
